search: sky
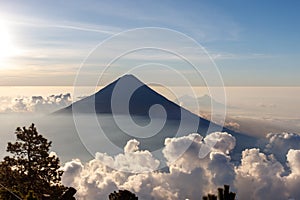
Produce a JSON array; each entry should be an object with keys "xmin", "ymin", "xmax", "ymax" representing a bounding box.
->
[
  {"xmin": 1, "ymin": 2, "xmax": 300, "ymax": 199},
  {"xmin": 0, "ymin": 0, "xmax": 299, "ymax": 86}
]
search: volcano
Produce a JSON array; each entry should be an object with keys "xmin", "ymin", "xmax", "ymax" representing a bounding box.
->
[
  {"xmin": 59, "ymin": 74, "xmax": 216, "ymax": 133},
  {"xmin": 61, "ymin": 74, "xmax": 200, "ymax": 119},
  {"xmin": 57, "ymin": 74, "xmax": 258, "ymax": 155}
]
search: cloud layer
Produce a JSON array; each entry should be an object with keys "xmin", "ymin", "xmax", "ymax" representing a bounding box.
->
[
  {"xmin": 61, "ymin": 131, "xmax": 300, "ymax": 200},
  {"xmin": 0, "ymin": 93, "xmax": 71, "ymax": 113}
]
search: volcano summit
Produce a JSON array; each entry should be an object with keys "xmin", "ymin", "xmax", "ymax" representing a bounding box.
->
[{"xmin": 57, "ymin": 74, "xmax": 258, "ymax": 155}]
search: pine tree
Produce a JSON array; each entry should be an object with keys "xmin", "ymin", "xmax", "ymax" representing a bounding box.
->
[{"xmin": 0, "ymin": 124, "xmax": 67, "ymax": 199}]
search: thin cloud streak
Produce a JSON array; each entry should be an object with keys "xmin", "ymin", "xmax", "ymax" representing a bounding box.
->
[{"xmin": 4, "ymin": 18, "xmax": 118, "ymax": 35}]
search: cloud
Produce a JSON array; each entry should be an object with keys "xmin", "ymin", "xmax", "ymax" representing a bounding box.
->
[
  {"xmin": 233, "ymin": 133, "xmax": 300, "ymax": 200},
  {"xmin": 285, "ymin": 149, "xmax": 300, "ymax": 198},
  {"xmin": 61, "ymin": 159, "xmax": 83, "ymax": 187},
  {"xmin": 62, "ymin": 132, "xmax": 237, "ymax": 200},
  {"xmin": 257, "ymin": 103, "xmax": 277, "ymax": 108},
  {"xmin": 209, "ymin": 152, "xmax": 235, "ymax": 187},
  {"xmin": 61, "ymin": 131, "xmax": 300, "ymax": 200},
  {"xmin": 0, "ymin": 93, "xmax": 72, "ymax": 113},
  {"xmin": 224, "ymin": 121, "xmax": 240, "ymax": 132},
  {"xmin": 96, "ymin": 139, "xmax": 160, "ymax": 173},
  {"xmin": 265, "ymin": 132, "xmax": 300, "ymax": 163},
  {"xmin": 234, "ymin": 148, "xmax": 286, "ymax": 200},
  {"xmin": 11, "ymin": 98, "xmax": 28, "ymax": 112},
  {"xmin": 204, "ymin": 132, "xmax": 236, "ymax": 155},
  {"xmin": 287, "ymin": 149, "xmax": 300, "ymax": 175},
  {"xmin": 163, "ymin": 133, "xmax": 204, "ymax": 173}
]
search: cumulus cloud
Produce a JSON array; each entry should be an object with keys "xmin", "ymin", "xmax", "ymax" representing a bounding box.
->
[
  {"xmin": 0, "ymin": 93, "xmax": 71, "ymax": 113},
  {"xmin": 265, "ymin": 132, "xmax": 300, "ymax": 163},
  {"xmin": 62, "ymin": 132, "xmax": 237, "ymax": 199},
  {"xmin": 62, "ymin": 132, "xmax": 300, "ymax": 200},
  {"xmin": 285, "ymin": 149, "xmax": 300, "ymax": 198},
  {"xmin": 234, "ymin": 133, "xmax": 300, "ymax": 200},
  {"xmin": 235, "ymin": 148, "xmax": 286, "ymax": 200},
  {"xmin": 287, "ymin": 149, "xmax": 300, "ymax": 175},
  {"xmin": 209, "ymin": 152, "xmax": 235, "ymax": 187},
  {"xmin": 163, "ymin": 133, "xmax": 204, "ymax": 172},
  {"xmin": 96, "ymin": 139, "xmax": 160, "ymax": 173},
  {"xmin": 204, "ymin": 132, "xmax": 236, "ymax": 154},
  {"xmin": 61, "ymin": 140, "xmax": 162, "ymax": 199},
  {"xmin": 61, "ymin": 159, "xmax": 83, "ymax": 186}
]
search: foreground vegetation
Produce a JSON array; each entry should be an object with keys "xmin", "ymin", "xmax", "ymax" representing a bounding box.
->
[
  {"xmin": 0, "ymin": 124, "xmax": 73, "ymax": 199},
  {"xmin": 0, "ymin": 124, "xmax": 236, "ymax": 200}
]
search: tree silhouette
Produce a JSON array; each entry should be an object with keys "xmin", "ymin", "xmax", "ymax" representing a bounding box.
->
[
  {"xmin": 109, "ymin": 190, "xmax": 138, "ymax": 200},
  {"xmin": 202, "ymin": 185, "xmax": 236, "ymax": 200},
  {"xmin": 0, "ymin": 124, "xmax": 67, "ymax": 199}
]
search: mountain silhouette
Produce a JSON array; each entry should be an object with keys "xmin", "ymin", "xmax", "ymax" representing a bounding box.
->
[
  {"xmin": 57, "ymin": 74, "xmax": 258, "ymax": 156},
  {"xmin": 61, "ymin": 74, "xmax": 200, "ymax": 120},
  {"xmin": 176, "ymin": 94, "xmax": 225, "ymax": 111}
]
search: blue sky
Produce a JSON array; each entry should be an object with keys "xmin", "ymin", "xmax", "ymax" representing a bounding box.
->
[{"xmin": 0, "ymin": 0, "xmax": 299, "ymax": 86}]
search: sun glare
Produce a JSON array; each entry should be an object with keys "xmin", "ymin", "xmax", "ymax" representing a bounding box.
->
[{"xmin": 0, "ymin": 20, "xmax": 18, "ymax": 65}]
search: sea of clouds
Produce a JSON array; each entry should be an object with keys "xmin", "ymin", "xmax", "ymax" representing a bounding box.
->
[
  {"xmin": 1, "ymin": 93, "xmax": 300, "ymax": 199},
  {"xmin": 0, "ymin": 93, "xmax": 72, "ymax": 113},
  {"xmin": 61, "ymin": 132, "xmax": 300, "ymax": 200}
]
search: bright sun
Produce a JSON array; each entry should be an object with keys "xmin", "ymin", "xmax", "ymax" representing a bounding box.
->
[{"xmin": 0, "ymin": 20, "xmax": 17, "ymax": 63}]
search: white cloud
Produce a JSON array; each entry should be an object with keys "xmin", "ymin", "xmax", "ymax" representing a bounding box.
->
[
  {"xmin": 61, "ymin": 159, "xmax": 83, "ymax": 187},
  {"xmin": 285, "ymin": 149, "xmax": 300, "ymax": 198},
  {"xmin": 235, "ymin": 148, "xmax": 286, "ymax": 200},
  {"xmin": 62, "ymin": 132, "xmax": 300, "ymax": 200},
  {"xmin": 163, "ymin": 133, "xmax": 204, "ymax": 173},
  {"xmin": 62, "ymin": 132, "xmax": 237, "ymax": 199},
  {"xmin": 204, "ymin": 132, "xmax": 236, "ymax": 155},
  {"xmin": 0, "ymin": 93, "xmax": 71, "ymax": 113},
  {"xmin": 95, "ymin": 139, "xmax": 160, "ymax": 173},
  {"xmin": 287, "ymin": 149, "xmax": 300, "ymax": 175},
  {"xmin": 209, "ymin": 152, "xmax": 235, "ymax": 187},
  {"xmin": 265, "ymin": 132, "xmax": 300, "ymax": 163}
]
